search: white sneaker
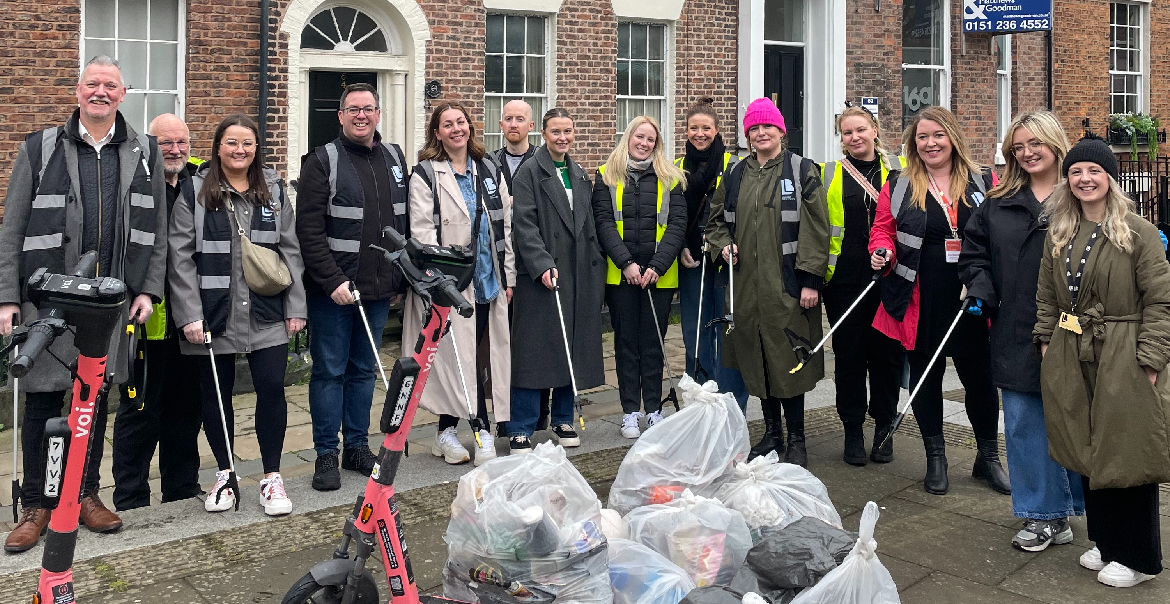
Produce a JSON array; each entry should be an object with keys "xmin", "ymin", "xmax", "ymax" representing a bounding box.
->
[
  {"xmin": 205, "ymin": 470, "xmax": 236, "ymax": 513},
  {"xmin": 260, "ymin": 473, "xmax": 293, "ymax": 516},
  {"xmin": 1080, "ymin": 546, "xmax": 1106, "ymax": 571},
  {"xmin": 1098, "ymin": 561, "xmax": 1155, "ymax": 588},
  {"xmin": 621, "ymin": 413, "xmax": 643, "ymax": 439},
  {"xmin": 432, "ymin": 427, "xmax": 470, "ymax": 464},
  {"xmin": 473, "ymin": 430, "xmax": 497, "ymax": 466},
  {"xmin": 646, "ymin": 410, "xmax": 665, "ymax": 428}
]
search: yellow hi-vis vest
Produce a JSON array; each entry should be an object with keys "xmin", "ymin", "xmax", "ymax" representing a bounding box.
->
[
  {"xmin": 820, "ymin": 153, "xmax": 907, "ymax": 282},
  {"xmin": 673, "ymin": 152, "xmax": 736, "ymax": 191},
  {"xmin": 597, "ymin": 165, "xmax": 680, "ymax": 288}
]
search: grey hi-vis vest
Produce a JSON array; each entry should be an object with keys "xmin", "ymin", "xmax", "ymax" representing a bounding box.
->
[
  {"xmin": 414, "ymin": 157, "xmax": 508, "ymax": 275},
  {"xmin": 21, "ymin": 125, "xmax": 158, "ymax": 293},
  {"xmin": 316, "ymin": 139, "xmax": 408, "ymax": 280},
  {"xmin": 881, "ymin": 168, "xmax": 993, "ymax": 320},
  {"xmin": 488, "ymin": 145, "xmax": 536, "ymax": 191},
  {"xmin": 722, "ymin": 151, "xmax": 817, "ymax": 299},
  {"xmin": 182, "ymin": 171, "xmax": 286, "ymax": 335}
]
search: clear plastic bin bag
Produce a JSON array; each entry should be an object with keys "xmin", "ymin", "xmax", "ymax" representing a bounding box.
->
[
  {"xmin": 714, "ymin": 451, "xmax": 841, "ymax": 534},
  {"xmin": 608, "ymin": 538, "xmax": 696, "ymax": 604}
]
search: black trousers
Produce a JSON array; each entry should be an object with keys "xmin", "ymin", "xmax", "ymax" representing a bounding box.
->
[
  {"xmin": 438, "ymin": 303, "xmax": 491, "ymax": 432},
  {"xmin": 824, "ymin": 284, "xmax": 903, "ymax": 427},
  {"xmin": 21, "ymin": 390, "xmax": 106, "ymax": 508},
  {"xmin": 1083, "ymin": 477, "xmax": 1163, "ymax": 575},
  {"xmin": 607, "ymin": 284, "xmax": 674, "ymax": 415},
  {"xmin": 112, "ymin": 335, "xmax": 204, "ymax": 510},
  {"xmin": 198, "ymin": 344, "xmax": 288, "ymax": 474},
  {"xmin": 907, "ymin": 341, "xmax": 999, "ymax": 440}
]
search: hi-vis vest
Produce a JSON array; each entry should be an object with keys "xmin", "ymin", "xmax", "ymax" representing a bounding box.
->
[
  {"xmin": 673, "ymin": 152, "xmax": 737, "ymax": 192},
  {"xmin": 821, "ymin": 154, "xmax": 907, "ymax": 282},
  {"xmin": 181, "ymin": 169, "xmax": 287, "ymax": 336},
  {"xmin": 880, "ymin": 168, "xmax": 992, "ymax": 320},
  {"xmin": 21, "ymin": 124, "xmax": 158, "ymax": 294},
  {"xmin": 146, "ymin": 157, "xmax": 207, "ymax": 340},
  {"xmin": 597, "ymin": 165, "xmax": 680, "ymax": 288},
  {"xmin": 414, "ymin": 157, "xmax": 508, "ymax": 277}
]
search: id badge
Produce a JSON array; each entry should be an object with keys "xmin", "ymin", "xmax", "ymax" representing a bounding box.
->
[
  {"xmin": 944, "ymin": 239, "xmax": 961, "ymax": 263},
  {"xmin": 1059, "ymin": 311, "xmax": 1083, "ymax": 334}
]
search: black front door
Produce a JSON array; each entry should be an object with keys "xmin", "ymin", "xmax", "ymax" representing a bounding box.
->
[
  {"xmin": 764, "ymin": 48, "xmax": 803, "ymax": 157},
  {"xmin": 308, "ymin": 71, "xmax": 379, "ymax": 151}
]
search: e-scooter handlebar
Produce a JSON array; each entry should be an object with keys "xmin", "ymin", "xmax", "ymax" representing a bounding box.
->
[
  {"xmin": 72, "ymin": 250, "xmax": 98, "ymax": 278},
  {"xmin": 9, "ymin": 320, "xmax": 57, "ymax": 378},
  {"xmin": 376, "ymin": 227, "xmax": 475, "ymax": 318}
]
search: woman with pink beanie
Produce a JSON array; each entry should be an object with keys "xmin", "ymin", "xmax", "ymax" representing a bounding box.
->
[{"xmin": 704, "ymin": 98, "xmax": 830, "ymax": 467}]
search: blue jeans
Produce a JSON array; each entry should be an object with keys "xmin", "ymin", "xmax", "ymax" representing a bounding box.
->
[
  {"xmin": 1001, "ymin": 389, "xmax": 1086, "ymax": 520},
  {"xmin": 510, "ymin": 385, "xmax": 575, "ymax": 437},
  {"xmin": 678, "ymin": 263, "xmax": 748, "ymax": 411},
  {"xmin": 307, "ymin": 291, "xmax": 393, "ymax": 455}
]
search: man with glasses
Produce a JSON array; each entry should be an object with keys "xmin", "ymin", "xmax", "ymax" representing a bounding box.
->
[
  {"xmin": 110, "ymin": 113, "xmax": 205, "ymax": 511},
  {"xmin": 0, "ymin": 56, "xmax": 167, "ymax": 552},
  {"xmin": 296, "ymin": 83, "xmax": 410, "ymax": 490}
]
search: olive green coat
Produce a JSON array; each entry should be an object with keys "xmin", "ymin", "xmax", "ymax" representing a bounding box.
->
[
  {"xmin": 1034, "ymin": 213, "xmax": 1170, "ymax": 489},
  {"xmin": 705, "ymin": 153, "xmax": 830, "ymax": 399}
]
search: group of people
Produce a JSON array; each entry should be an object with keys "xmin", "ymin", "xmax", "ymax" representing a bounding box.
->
[{"xmin": 0, "ymin": 55, "xmax": 1164, "ymax": 590}]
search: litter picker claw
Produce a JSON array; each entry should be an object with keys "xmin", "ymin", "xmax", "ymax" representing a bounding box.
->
[{"xmin": 789, "ymin": 248, "xmax": 887, "ymax": 373}]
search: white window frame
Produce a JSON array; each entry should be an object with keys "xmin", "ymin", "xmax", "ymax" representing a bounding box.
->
[
  {"xmin": 484, "ymin": 11, "xmax": 553, "ymax": 152},
  {"xmin": 80, "ymin": 0, "xmax": 186, "ymax": 134},
  {"xmin": 1109, "ymin": 1, "xmax": 1150, "ymax": 116},
  {"xmin": 616, "ymin": 20, "xmax": 670, "ymax": 142},
  {"xmin": 900, "ymin": 0, "xmax": 950, "ymax": 130},
  {"xmin": 995, "ymin": 35, "xmax": 1012, "ymax": 165}
]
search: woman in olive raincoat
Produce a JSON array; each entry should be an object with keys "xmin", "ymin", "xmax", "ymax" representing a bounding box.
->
[{"xmin": 1035, "ymin": 136, "xmax": 1170, "ymax": 588}]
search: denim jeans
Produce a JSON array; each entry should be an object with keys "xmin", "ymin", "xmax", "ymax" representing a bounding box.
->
[
  {"xmin": 509, "ymin": 385, "xmax": 575, "ymax": 437},
  {"xmin": 678, "ymin": 263, "xmax": 748, "ymax": 411},
  {"xmin": 307, "ymin": 291, "xmax": 393, "ymax": 456},
  {"xmin": 1001, "ymin": 389, "xmax": 1086, "ymax": 520}
]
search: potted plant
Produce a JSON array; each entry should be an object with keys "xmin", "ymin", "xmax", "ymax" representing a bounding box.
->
[{"xmin": 1109, "ymin": 112, "xmax": 1162, "ymax": 159}]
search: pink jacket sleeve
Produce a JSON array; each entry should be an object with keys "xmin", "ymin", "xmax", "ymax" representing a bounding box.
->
[{"xmin": 868, "ymin": 180, "xmax": 898, "ymax": 272}]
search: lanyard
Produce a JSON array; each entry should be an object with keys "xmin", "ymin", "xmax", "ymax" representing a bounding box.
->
[
  {"xmin": 928, "ymin": 174, "xmax": 959, "ymax": 239},
  {"xmin": 1064, "ymin": 224, "xmax": 1102, "ymax": 312}
]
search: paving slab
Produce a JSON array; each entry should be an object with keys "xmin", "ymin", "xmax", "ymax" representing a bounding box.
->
[
  {"xmin": 998, "ymin": 540, "xmax": 1170, "ymax": 604},
  {"xmin": 899, "ymin": 571, "xmax": 1043, "ymax": 604}
]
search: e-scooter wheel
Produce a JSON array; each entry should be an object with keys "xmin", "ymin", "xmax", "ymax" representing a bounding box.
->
[{"xmin": 281, "ymin": 571, "xmax": 379, "ymax": 603}]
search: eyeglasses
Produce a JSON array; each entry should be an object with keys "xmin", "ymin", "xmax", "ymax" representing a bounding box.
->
[
  {"xmin": 157, "ymin": 139, "xmax": 189, "ymax": 150},
  {"xmin": 1011, "ymin": 141, "xmax": 1047, "ymax": 156},
  {"xmin": 343, "ymin": 106, "xmax": 379, "ymax": 116},
  {"xmin": 222, "ymin": 139, "xmax": 256, "ymax": 150}
]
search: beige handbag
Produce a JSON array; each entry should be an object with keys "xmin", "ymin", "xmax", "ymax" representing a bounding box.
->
[{"xmin": 226, "ymin": 198, "xmax": 292, "ymax": 296}]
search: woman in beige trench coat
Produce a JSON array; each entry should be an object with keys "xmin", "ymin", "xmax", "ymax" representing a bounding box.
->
[{"xmin": 402, "ymin": 102, "xmax": 516, "ymax": 466}]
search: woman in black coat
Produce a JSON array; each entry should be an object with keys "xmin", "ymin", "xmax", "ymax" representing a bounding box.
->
[
  {"xmin": 508, "ymin": 108, "xmax": 605, "ymax": 453},
  {"xmin": 593, "ymin": 115, "xmax": 688, "ymax": 439}
]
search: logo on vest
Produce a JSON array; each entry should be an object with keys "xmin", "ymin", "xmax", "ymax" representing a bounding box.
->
[
  {"xmin": 261, "ymin": 206, "xmax": 276, "ymax": 222},
  {"xmin": 392, "ymin": 165, "xmax": 403, "ymax": 184},
  {"xmin": 484, "ymin": 177, "xmax": 498, "ymax": 196}
]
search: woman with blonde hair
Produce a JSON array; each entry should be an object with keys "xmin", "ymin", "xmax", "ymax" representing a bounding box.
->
[
  {"xmin": 592, "ymin": 115, "xmax": 687, "ymax": 439},
  {"xmin": 960, "ymin": 111, "xmax": 1085, "ymax": 551},
  {"xmin": 1034, "ymin": 135, "xmax": 1170, "ymax": 587},
  {"xmin": 706, "ymin": 98, "xmax": 830, "ymax": 467},
  {"xmin": 869, "ymin": 106, "xmax": 1007, "ymax": 495}
]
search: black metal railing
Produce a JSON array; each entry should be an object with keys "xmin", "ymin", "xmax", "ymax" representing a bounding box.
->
[{"xmin": 1118, "ymin": 157, "xmax": 1170, "ymax": 225}]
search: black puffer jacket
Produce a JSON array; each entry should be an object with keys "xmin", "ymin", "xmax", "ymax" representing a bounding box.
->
[
  {"xmin": 958, "ymin": 186, "xmax": 1048, "ymax": 393},
  {"xmin": 591, "ymin": 165, "xmax": 687, "ymax": 279}
]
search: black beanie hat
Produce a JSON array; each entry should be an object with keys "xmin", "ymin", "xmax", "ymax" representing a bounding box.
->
[{"xmin": 1062, "ymin": 135, "xmax": 1119, "ymax": 181}]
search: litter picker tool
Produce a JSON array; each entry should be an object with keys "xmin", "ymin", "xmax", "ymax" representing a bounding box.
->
[
  {"xmin": 880, "ymin": 300, "xmax": 971, "ymax": 448},
  {"xmin": 351, "ymin": 285, "xmax": 390, "ymax": 390},
  {"xmin": 646, "ymin": 287, "xmax": 680, "ymax": 412},
  {"xmin": 706, "ymin": 240, "xmax": 737, "ymax": 334},
  {"xmin": 10, "ymin": 315, "xmax": 19, "ymax": 523},
  {"xmin": 790, "ymin": 248, "xmax": 887, "ymax": 373},
  {"xmin": 552, "ymin": 276, "xmax": 585, "ymax": 430},
  {"xmin": 448, "ymin": 322, "xmax": 485, "ymax": 447},
  {"xmin": 693, "ymin": 244, "xmax": 709, "ymax": 382},
  {"xmin": 203, "ymin": 328, "xmax": 240, "ymax": 511}
]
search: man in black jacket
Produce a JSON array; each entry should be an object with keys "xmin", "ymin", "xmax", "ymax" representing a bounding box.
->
[
  {"xmin": 488, "ymin": 99, "xmax": 537, "ymax": 191},
  {"xmin": 296, "ymin": 83, "xmax": 409, "ymax": 490}
]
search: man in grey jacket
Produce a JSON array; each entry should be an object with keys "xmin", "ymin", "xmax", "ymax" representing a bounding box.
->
[{"xmin": 0, "ymin": 56, "xmax": 168, "ymax": 553}]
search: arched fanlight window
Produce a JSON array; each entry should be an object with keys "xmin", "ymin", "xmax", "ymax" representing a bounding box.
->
[{"xmin": 301, "ymin": 6, "xmax": 388, "ymax": 52}]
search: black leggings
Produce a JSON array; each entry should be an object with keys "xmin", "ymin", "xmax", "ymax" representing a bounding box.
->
[
  {"xmin": 906, "ymin": 344, "xmax": 999, "ymax": 440},
  {"xmin": 1083, "ymin": 477, "xmax": 1162, "ymax": 575},
  {"xmin": 199, "ymin": 344, "xmax": 288, "ymax": 474},
  {"xmin": 438, "ymin": 303, "xmax": 491, "ymax": 432}
]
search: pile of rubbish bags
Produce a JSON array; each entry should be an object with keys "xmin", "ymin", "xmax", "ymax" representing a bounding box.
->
[{"xmin": 441, "ymin": 376, "xmax": 899, "ymax": 604}]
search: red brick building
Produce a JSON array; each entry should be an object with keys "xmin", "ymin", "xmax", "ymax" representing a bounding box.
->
[{"xmin": 0, "ymin": 0, "xmax": 1163, "ymax": 204}]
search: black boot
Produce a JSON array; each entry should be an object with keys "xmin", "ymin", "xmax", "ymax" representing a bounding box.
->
[
  {"xmin": 922, "ymin": 435, "xmax": 949, "ymax": 495},
  {"xmin": 843, "ymin": 422, "xmax": 867, "ymax": 466},
  {"xmin": 870, "ymin": 423, "xmax": 894, "ymax": 463},
  {"xmin": 781, "ymin": 397, "xmax": 806, "ymax": 467},
  {"xmin": 973, "ymin": 438, "xmax": 1012, "ymax": 495},
  {"xmin": 785, "ymin": 429, "xmax": 808, "ymax": 468},
  {"xmin": 749, "ymin": 401, "xmax": 781, "ymax": 460}
]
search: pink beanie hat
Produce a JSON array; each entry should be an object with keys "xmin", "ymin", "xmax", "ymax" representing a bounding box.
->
[{"xmin": 743, "ymin": 98, "xmax": 786, "ymax": 134}]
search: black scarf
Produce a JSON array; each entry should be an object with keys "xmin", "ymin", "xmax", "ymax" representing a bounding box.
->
[{"xmin": 682, "ymin": 136, "xmax": 727, "ymax": 255}]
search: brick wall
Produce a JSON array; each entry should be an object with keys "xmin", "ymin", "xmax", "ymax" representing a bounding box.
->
[
  {"xmin": 673, "ymin": 1, "xmax": 739, "ymax": 157},
  {"xmin": 417, "ymin": 0, "xmax": 487, "ymax": 142},
  {"xmin": 845, "ymin": 0, "xmax": 904, "ymax": 157},
  {"xmin": 1012, "ymin": 32, "xmax": 1049, "ymax": 118},
  {"xmin": 1052, "ymin": 0, "xmax": 1110, "ymax": 142}
]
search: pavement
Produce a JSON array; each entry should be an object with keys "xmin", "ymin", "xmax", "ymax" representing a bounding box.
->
[{"xmin": 0, "ymin": 324, "xmax": 1165, "ymax": 603}]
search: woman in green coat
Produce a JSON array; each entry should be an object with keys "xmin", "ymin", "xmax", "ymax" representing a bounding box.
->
[
  {"xmin": 705, "ymin": 98, "xmax": 829, "ymax": 468},
  {"xmin": 1035, "ymin": 136, "xmax": 1170, "ymax": 588}
]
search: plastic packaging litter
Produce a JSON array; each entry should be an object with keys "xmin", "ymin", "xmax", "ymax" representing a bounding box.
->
[
  {"xmin": 600, "ymin": 509, "xmax": 628, "ymax": 541},
  {"xmin": 678, "ymin": 586, "xmax": 751, "ymax": 604},
  {"xmin": 790, "ymin": 501, "xmax": 900, "ymax": 604},
  {"xmin": 443, "ymin": 442, "xmax": 612, "ymax": 604},
  {"xmin": 714, "ymin": 451, "xmax": 842, "ymax": 534},
  {"xmin": 730, "ymin": 517, "xmax": 858, "ymax": 602},
  {"xmin": 608, "ymin": 375, "xmax": 749, "ymax": 515},
  {"xmin": 625, "ymin": 490, "xmax": 753, "ymax": 587},
  {"xmin": 608, "ymin": 538, "xmax": 696, "ymax": 604}
]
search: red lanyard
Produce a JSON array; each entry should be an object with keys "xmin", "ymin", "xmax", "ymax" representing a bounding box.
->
[{"xmin": 928, "ymin": 174, "xmax": 959, "ymax": 238}]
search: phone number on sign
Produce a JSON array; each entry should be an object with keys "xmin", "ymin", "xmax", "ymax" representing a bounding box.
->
[{"xmin": 964, "ymin": 19, "xmax": 1049, "ymax": 31}]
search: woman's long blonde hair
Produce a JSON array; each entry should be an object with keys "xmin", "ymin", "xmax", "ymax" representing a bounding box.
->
[
  {"xmin": 989, "ymin": 111, "xmax": 1070, "ymax": 199},
  {"xmin": 603, "ymin": 115, "xmax": 687, "ymax": 191},
  {"xmin": 836, "ymin": 106, "xmax": 894, "ymax": 169},
  {"xmin": 1044, "ymin": 176, "xmax": 1135, "ymax": 256},
  {"xmin": 900, "ymin": 106, "xmax": 985, "ymax": 210}
]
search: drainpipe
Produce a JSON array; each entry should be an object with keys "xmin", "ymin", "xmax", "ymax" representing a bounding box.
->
[
  {"xmin": 259, "ymin": 0, "xmax": 270, "ymax": 161},
  {"xmin": 1046, "ymin": 30, "xmax": 1053, "ymax": 110}
]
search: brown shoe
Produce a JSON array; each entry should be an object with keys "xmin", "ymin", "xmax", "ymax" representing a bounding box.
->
[
  {"xmin": 79, "ymin": 493, "xmax": 123, "ymax": 533},
  {"xmin": 4, "ymin": 508, "xmax": 52, "ymax": 553}
]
